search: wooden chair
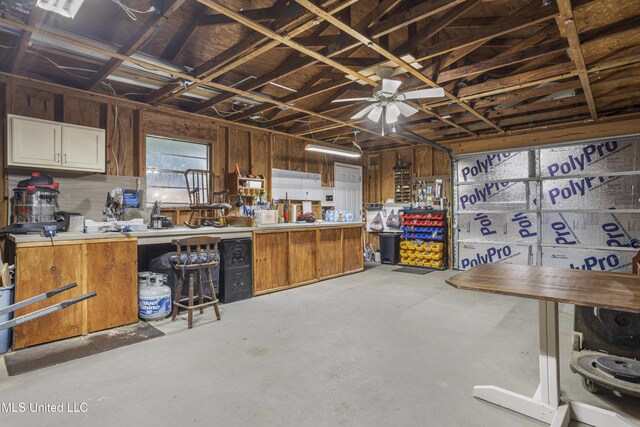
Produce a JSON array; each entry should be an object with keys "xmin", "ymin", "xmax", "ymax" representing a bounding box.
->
[
  {"xmin": 184, "ymin": 169, "xmax": 230, "ymax": 228},
  {"xmin": 633, "ymin": 250, "xmax": 640, "ymax": 275},
  {"xmin": 171, "ymin": 236, "xmax": 221, "ymax": 328}
]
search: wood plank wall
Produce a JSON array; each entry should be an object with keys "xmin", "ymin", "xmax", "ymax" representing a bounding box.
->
[
  {"xmin": 0, "ymin": 76, "xmax": 361, "ymax": 227},
  {"xmin": 364, "ymin": 148, "xmax": 450, "ymax": 205}
]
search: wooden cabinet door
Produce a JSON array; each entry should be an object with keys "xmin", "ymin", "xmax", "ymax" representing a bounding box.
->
[
  {"xmin": 343, "ymin": 227, "xmax": 364, "ymax": 273},
  {"xmin": 318, "ymin": 228, "xmax": 343, "ymax": 279},
  {"xmin": 8, "ymin": 115, "xmax": 61, "ymax": 168},
  {"xmin": 86, "ymin": 240, "xmax": 138, "ymax": 333},
  {"xmin": 61, "ymin": 124, "xmax": 105, "ymax": 172},
  {"xmin": 253, "ymin": 232, "xmax": 289, "ymax": 295},
  {"xmin": 288, "ymin": 230, "xmax": 317, "ymax": 286},
  {"xmin": 14, "ymin": 244, "xmax": 84, "ymax": 349}
]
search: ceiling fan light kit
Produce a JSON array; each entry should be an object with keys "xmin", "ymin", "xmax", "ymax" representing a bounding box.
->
[{"xmin": 332, "ymin": 68, "xmax": 446, "ymax": 135}]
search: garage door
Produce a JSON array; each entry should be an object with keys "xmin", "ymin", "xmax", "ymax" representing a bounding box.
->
[{"xmin": 452, "ymin": 135, "xmax": 640, "ymax": 272}]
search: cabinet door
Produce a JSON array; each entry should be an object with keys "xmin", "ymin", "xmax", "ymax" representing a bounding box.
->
[
  {"xmin": 14, "ymin": 244, "xmax": 85, "ymax": 349},
  {"xmin": 318, "ymin": 228, "xmax": 343, "ymax": 279},
  {"xmin": 8, "ymin": 115, "xmax": 61, "ymax": 168},
  {"xmin": 61, "ymin": 124, "xmax": 106, "ymax": 172},
  {"xmin": 253, "ymin": 232, "xmax": 289, "ymax": 295},
  {"xmin": 86, "ymin": 240, "xmax": 138, "ymax": 332},
  {"xmin": 288, "ymin": 230, "xmax": 318, "ymax": 286},
  {"xmin": 343, "ymin": 227, "xmax": 364, "ymax": 273}
]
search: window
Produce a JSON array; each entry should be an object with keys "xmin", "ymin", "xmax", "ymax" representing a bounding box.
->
[{"xmin": 146, "ymin": 135, "xmax": 210, "ymax": 206}]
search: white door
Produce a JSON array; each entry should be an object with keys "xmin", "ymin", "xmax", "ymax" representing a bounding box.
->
[
  {"xmin": 334, "ymin": 162, "xmax": 363, "ymax": 219},
  {"xmin": 8, "ymin": 115, "xmax": 61, "ymax": 167},
  {"xmin": 61, "ymin": 125, "xmax": 106, "ymax": 172}
]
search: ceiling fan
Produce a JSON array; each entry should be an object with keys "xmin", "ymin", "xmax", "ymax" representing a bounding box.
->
[{"xmin": 332, "ymin": 68, "xmax": 444, "ymax": 135}]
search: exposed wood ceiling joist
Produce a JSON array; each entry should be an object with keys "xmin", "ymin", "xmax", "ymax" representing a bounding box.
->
[
  {"xmin": 3, "ymin": 0, "xmax": 638, "ymax": 150},
  {"xmin": 294, "ymin": 0, "xmax": 502, "ymax": 133},
  {"xmin": 556, "ymin": 0, "xmax": 598, "ymax": 120},
  {"xmin": 193, "ymin": 0, "xmax": 473, "ymax": 136},
  {"xmin": 144, "ymin": 0, "xmax": 346, "ymax": 104},
  {"xmin": 8, "ymin": 8, "xmax": 39, "ymax": 74},
  {"xmin": 85, "ymin": 0, "xmax": 187, "ymax": 91},
  {"xmin": 0, "ymin": 14, "xmax": 418, "ymax": 147}
]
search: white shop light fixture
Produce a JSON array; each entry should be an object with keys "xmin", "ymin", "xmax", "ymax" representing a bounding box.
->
[
  {"xmin": 36, "ymin": 0, "xmax": 85, "ymax": 18},
  {"xmin": 305, "ymin": 144, "xmax": 361, "ymax": 158}
]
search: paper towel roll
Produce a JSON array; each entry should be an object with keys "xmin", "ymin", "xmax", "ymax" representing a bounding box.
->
[{"xmin": 289, "ymin": 205, "xmax": 297, "ymax": 222}]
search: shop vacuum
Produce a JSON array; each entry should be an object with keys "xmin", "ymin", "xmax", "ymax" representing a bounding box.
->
[{"xmin": 0, "ymin": 172, "xmax": 68, "ymax": 234}]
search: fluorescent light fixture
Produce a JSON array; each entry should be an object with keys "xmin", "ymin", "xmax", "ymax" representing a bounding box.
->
[
  {"xmin": 269, "ymin": 82, "xmax": 297, "ymax": 93},
  {"xmin": 37, "ymin": 0, "xmax": 85, "ymax": 18},
  {"xmin": 305, "ymin": 144, "xmax": 361, "ymax": 158}
]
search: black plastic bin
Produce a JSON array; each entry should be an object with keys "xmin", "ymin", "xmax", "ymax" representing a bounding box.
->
[{"xmin": 380, "ymin": 233, "xmax": 400, "ymax": 265}]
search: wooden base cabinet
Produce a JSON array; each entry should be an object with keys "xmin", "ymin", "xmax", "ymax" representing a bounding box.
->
[
  {"xmin": 13, "ymin": 238, "xmax": 138, "ymax": 349},
  {"xmin": 253, "ymin": 231, "xmax": 289, "ymax": 295},
  {"xmin": 253, "ymin": 225, "xmax": 363, "ymax": 296}
]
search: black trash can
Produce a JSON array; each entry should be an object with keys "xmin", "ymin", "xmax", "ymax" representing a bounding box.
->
[{"xmin": 380, "ymin": 233, "xmax": 400, "ymax": 265}]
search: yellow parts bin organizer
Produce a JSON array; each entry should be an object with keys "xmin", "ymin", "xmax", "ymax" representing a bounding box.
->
[{"xmin": 399, "ymin": 241, "xmax": 445, "ymax": 267}]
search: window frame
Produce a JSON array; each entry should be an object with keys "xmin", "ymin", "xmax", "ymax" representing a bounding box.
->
[{"xmin": 145, "ymin": 134, "xmax": 211, "ymax": 207}]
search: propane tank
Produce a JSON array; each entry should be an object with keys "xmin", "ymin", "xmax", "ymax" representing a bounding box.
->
[{"xmin": 138, "ymin": 272, "xmax": 171, "ymax": 320}]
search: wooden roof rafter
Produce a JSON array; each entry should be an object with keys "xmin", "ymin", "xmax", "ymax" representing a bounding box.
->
[
  {"xmin": 556, "ymin": 0, "xmax": 598, "ymax": 120},
  {"xmin": 145, "ymin": 0, "xmax": 351, "ymax": 105},
  {"xmin": 161, "ymin": 4, "xmax": 208, "ymax": 61},
  {"xmin": 232, "ymin": 0, "xmax": 554, "ymax": 133},
  {"xmin": 191, "ymin": 0, "xmax": 475, "ymax": 137},
  {"xmin": 7, "ymin": 7, "xmax": 39, "ymax": 74},
  {"xmin": 0, "ymin": 14, "xmax": 421, "ymax": 147},
  {"xmin": 293, "ymin": 0, "xmax": 502, "ymax": 133},
  {"xmin": 188, "ymin": 0, "xmax": 407, "ymax": 114},
  {"xmin": 84, "ymin": 0, "xmax": 187, "ymax": 91}
]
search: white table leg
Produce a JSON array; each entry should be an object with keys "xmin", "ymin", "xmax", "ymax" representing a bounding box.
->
[
  {"xmin": 473, "ymin": 385, "xmax": 557, "ymax": 423},
  {"xmin": 538, "ymin": 300, "xmax": 561, "ymax": 407},
  {"xmin": 472, "ymin": 300, "xmax": 638, "ymax": 427},
  {"xmin": 571, "ymin": 401, "xmax": 638, "ymax": 427}
]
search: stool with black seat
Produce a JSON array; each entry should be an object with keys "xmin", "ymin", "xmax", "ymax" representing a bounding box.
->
[{"xmin": 171, "ymin": 236, "xmax": 221, "ymax": 328}]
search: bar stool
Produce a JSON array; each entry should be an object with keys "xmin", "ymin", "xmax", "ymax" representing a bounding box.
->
[{"xmin": 171, "ymin": 236, "xmax": 221, "ymax": 328}]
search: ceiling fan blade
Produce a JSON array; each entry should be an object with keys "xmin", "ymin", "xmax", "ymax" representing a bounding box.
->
[
  {"xmin": 351, "ymin": 103, "xmax": 377, "ymax": 120},
  {"xmin": 385, "ymin": 103, "xmax": 401, "ymax": 124},
  {"xmin": 367, "ymin": 105, "xmax": 383, "ymax": 122},
  {"xmin": 396, "ymin": 101, "xmax": 419, "ymax": 118},
  {"xmin": 331, "ymin": 97, "xmax": 376, "ymax": 103},
  {"xmin": 400, "ymin": 87, "xmax": 445, "ymax": 100},
  {"xmin": 381, "ymin": 79, "xmax": 402, "ymax": 94}
]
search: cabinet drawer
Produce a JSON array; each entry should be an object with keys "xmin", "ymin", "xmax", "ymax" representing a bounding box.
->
[
  {"xmin": 220, "ymin": 238, "xmax": 252, "ymax": 269},
  {"xmin": 220, "ymin": 266, "xmax": 252, "ymax": 303}
]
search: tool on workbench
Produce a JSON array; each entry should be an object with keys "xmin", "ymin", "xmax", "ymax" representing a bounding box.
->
[
  {"xmin": 283, "ymin": 192, "xmax": 289, "ymax": 222},
  {"xmin": 0, "ymin": 283, "xmax": 96, "ymax": 332},
  {"xmin": 0, "ymin": 172, "xmax": 66, "ymax": 235}
]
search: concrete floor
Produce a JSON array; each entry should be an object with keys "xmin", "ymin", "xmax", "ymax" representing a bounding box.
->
[{"xmin": 1, "ymin": 263, "xmax": 639, "ymax": 427}]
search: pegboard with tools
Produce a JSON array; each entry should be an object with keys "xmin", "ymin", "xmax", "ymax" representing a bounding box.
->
[{"xmin": 411, "ymin": 176, "xmax": 448, "ymax": 208}]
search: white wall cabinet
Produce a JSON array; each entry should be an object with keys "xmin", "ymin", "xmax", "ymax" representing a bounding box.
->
[{"xmin": 7, "ymin": 114, "xmax": 105, "ymax": 172}]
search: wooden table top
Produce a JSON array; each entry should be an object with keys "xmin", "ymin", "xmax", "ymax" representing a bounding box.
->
[{"xmin": 446, "ymin": 264, "xmax": 640, "ymax": 313}]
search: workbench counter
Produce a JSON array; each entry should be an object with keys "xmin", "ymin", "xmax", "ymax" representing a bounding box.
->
[
  {"xmin": 7, "ymin": 226, "xmax": 254, "ymax": 245},
  {"xmin": 7, "ymin": 222, "xmax": 363, "ymax": 245},
  {"xmin": 6, "ymin": 222, "xmax": 364, "ymax": 349}
]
